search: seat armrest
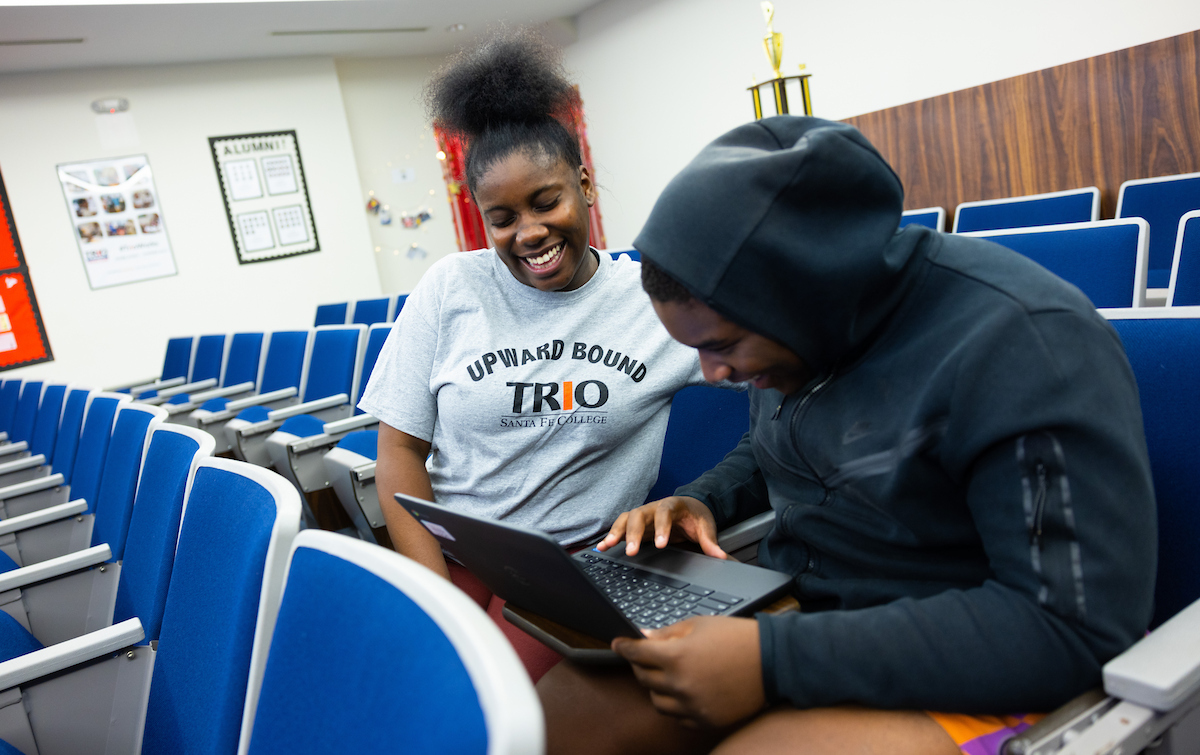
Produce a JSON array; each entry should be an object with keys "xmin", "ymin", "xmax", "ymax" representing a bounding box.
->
[
  {"xmin": 1104, "ymin": 597, "xmax": 1200, "ymax": 711},
  {"xmin": 0, "ymin": 441, "xmax": 29, "ymax": 458},
  {"xmin": 0, "ymin": 499, "xmax": 88, "ymax": 537},
  {"xmin": 716, "ymin": 510, "xmax": 775, "ymax": 554},
  {"xmin": 0, "ymin": 454, "xmax": 47, "ymax": 476},
  {"xmin": 0, "ymin": 473, "xmax": 65, "ymax": 502},
  {"xmin": 0, "ymin": 618, "xmax": 144, "ymax": 691},
  {"xmin": 155, "ymin": 378, "xmax": 217, "ymax": 399},
  {"xmin": 191, "ymin": 381, "xmax": 255, "ymax": 403},
  {"xmin": 268, "ymin": 394, "xmax": 348, "ymax": 422},
  {"xmin": 131, "ymin": 376, "xmax": 185, "ymax": 396},
  {"xmin": 225, "ymin": 387, "xmax": 297, "ymax": 413},
  {"xmin": 0, "ymin": 544, "xmax": 111, "ymax": 594},
  {"xmin": 104, "ymin": 376, "xmax": 159, "ymax": 393},
  {"xmin": 322, "ymin": 414, "xmax": 378, "ymax": 435}
]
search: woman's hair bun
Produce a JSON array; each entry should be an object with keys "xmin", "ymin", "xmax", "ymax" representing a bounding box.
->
[{"xmin": 425, "ymin": 27, "xmax": 578, "ymax": 138}]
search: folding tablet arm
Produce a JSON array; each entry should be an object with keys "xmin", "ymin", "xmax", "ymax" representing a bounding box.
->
[
  {"xmin": 0, "ymin": 473, "xmax": 70, "ymax": 519},
  {"xmin": 229, "ymin": 393, "xmax": 351, "ymax": 468},
  {"xmin": 0, "ymin": 544, "xmax": 119, "ymax": 646},
  {"xmin": 0, "ymin": 499, "xmax": 93, "ymax": 568},
  {"xmin": 270, "ymin": 413, "xmax": 379, "ymax": 494},
  {"xmin": 1004, "ymin": 598, "xmax": 1200, "ymax": 755}
]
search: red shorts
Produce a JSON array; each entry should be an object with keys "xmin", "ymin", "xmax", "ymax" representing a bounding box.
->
[{"xmin": 447, "ymin": 560, "xmax": 564, "ymax": 684}]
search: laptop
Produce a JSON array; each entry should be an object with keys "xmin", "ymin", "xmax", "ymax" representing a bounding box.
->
[{"xmin": 396, "ymin": 493, "xmax": 794, "ymax": 655}]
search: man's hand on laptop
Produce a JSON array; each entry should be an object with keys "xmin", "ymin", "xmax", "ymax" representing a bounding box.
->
[
  {"xmin": 612, "ymin": 615, "xmax": 765, "ymax": 728},
  {"xmin": 598, "ymin": 496, "xmax": 728, "ymax": 560}
]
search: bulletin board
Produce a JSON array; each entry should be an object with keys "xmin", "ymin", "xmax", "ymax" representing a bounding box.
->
[
  {"xmin": 0, "ymin": 167, "xmax": 53, "ymax": 370},
  {"xmin": 208, "ymin": 130, "xmax": 320, "ymax": 264}
]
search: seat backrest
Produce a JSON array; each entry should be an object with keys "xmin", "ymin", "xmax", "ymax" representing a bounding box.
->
[
  {"xmin": 0, "ymin": 381, "xmax": 21, "ymax": 435},
  {"xmin": 953, "ymin": 187, "xmax": 1100, "ymax": 234},
  {"xmin": 899, "ymin": 206, "xmax": 945, "ymax": 232},
  {"xmin": 648, "ymin": 385, "xmax": 750, "ymax": 502},
  {"xmin": 1117, "ymin": 172, "xmax": 1200, "ymax": 288},
  {"xmin": 313, "ymin": 302, "xmax": 348, "ymax": 327},
  {"xmin": 258, "ymin": 330, "xmax": 311, "ymax": 394},
  {"xmin": 241, "ymin": 530, "xmax": 542, "ymax": 755},
  {"xmin": 352, "ymin": 323, "xmax": 392, "ymax": 414},
  {"xmin": 71, "ymin": 392, "xmax": 132, "ymax": 511},
  {"xmin": 300, "ymin": 325, "xmax": 364, "ymax": 404},
  {"xmin": 221, "ymin": 332, "xmax": 266, "ymax": 389},
  {"xmin": 89, "ymin": 403, "xmax": 166, "ymax": 559},
  {"xmin": 1105, "ymin": 308, "xmax": 1200, "ymax": 627},
  {"xmin": 608, "ymin": 248, "xmax": 640, "ymax": 262},
  {"xmin": 143, "ymin": 458, "xmax": 300, "ymax": 755},
  {"xmin": 10, "ymin": 380, "xmax": 43, "ymax": 445},
  {"xmin": 389, "ymin": 293, "xmax": 409, "ymax": 321},
  {"xmin": 964, "ymin": 218, "xmax": 1149, "ymax": 309},
  {"xmin": 189, "ymin": 334, "xmax": 228, "ymax": 384},
  {"xmin": 112, "ymin": 424, "xmax": 215, "ymax": 642},
  {"xmin": 161, "ymin": 336, "xmax": 196, "ymax": 382},
  {"xmin": 50, "ymin": 387, "xmax": 92, "ymax": 483},
  {"xmin": 28, "ymin": 382, "xmax": 67, "ymax": 461},
  {"xmin": 1167, "ymin": 210, "xmax": 1200, "ymax": 306},
  {"xmin": 351, "ymin": 297, "xmax": 389, "ymax": 326}
]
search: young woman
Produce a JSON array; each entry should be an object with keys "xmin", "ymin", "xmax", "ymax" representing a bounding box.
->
[{"xmin": 357, "ymin": 30, "xmax": 705, "ymax": 682}]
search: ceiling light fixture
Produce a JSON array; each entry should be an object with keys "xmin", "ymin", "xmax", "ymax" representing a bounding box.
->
[
  {"xmin": 271, "ymin": 27, "xmax": 427, "ymax": 36},
  {"xmin": 445, "ymin": 24, "xmax": 466, "ymax": 32},
  {"xmin": 0, "ymin": 38, "xmax": 84, "ymax": 46}
]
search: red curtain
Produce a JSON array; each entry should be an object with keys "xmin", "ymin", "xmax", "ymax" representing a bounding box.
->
[{"xmin": 434, "ymin": 89, "xmax": 607, "ymax": 252}]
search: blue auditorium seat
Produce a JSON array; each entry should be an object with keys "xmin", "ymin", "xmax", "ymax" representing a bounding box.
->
[
  {"xmin": 1167, "ymin": 210, "xmax": 1200, "ymax": 306},
  {"xmin": 1117, "ymin": 171, "xmax": 1200, "ymax": 291},
  {"xmin": 314, "ymin": 301, "xmax": 349, "ymax": 326},
  {"xmin": 141, "ymin": 333, "xmax": 226, "ymax": 406},
  {"xmin": 191, "ymin": 329, "xmax": 311, "ymax": 454},
  {"xmin": 0, "ymin": 458, "xmax": 301, "ymax": 754},
  {"xmin": 389, "ymin": 293, "xmax": 409, "ymax": 321},
  {"xmin": 953, "ymin": 187, "xmax": 1100, "ymax": 234},
  {"xmin": 350, "ymin": 296, "xmax": 390, "ymax": 326},
  {"xmin": 241, "ymin": 530, "xmax": 542, "ymax": 754},
  {"xmin": 267, "ymin": 322, "xmax": 388, "ymax": 497},
  {"xmin": 227, "ymin": 325, "xmax": 365, "ymax": 474},
  {"xmin": 899, "ymin": 206, "xmax": 945, "ymax": 232},
  {"xmin": 161, "ymin": 331, "xmax": 265, "ymax": 423},
  {"xmin": 963, "ymin": 218, "xmax": 1149, "ymax": 309},
  {"xmin": 0, "ymin": 423, "xmax": 211, "ymax": 647}
]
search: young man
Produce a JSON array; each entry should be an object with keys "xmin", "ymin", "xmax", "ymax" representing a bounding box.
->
[{"xmin": 537, "ymin": 117, "xmax": 1157, "ymax": 755}]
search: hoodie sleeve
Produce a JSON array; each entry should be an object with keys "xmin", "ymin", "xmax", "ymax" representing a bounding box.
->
[
  {"xmin": 757, "ymin": 309, "xmax": 1157, "ymax": 713},
  {"xmin": 673, "ymin": 431, "xmax": 772, "ymax": 529}
]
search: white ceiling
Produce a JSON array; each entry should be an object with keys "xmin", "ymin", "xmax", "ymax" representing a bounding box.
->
[{"xmin": 0, "ymin": 0, "xmax": 601, "ymax": 74}]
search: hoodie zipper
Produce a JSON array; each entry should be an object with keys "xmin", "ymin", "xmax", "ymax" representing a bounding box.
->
[
  {"xmin": 1030, "ymin": 461, "xmax": 1048, "ymax": 550},
  {"xmin": 773, "ymin": 372, "xmax": 834, "ymax": 420}
]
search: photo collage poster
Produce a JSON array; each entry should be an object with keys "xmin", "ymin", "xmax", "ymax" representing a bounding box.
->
[
  {"xmin": 208, "ymin": 130, "xmax": 320, "ymax": 264},
  {"xmin": 0, "ymin": 167, "xmax": 53, "ymax": 369},
  {"xmin": 56, "ymin": 154, "xmax": 177, "ymax": 289}
]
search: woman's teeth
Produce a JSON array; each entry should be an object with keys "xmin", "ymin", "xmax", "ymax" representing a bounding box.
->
[{"xmin": 526, "ymin": 243, "xmax": 563, "ymax": 269}]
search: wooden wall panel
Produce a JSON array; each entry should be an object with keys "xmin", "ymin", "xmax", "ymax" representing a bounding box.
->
[{"xmin": 845, "ymin": 30, "xmax": 1200, "ymax": 224}]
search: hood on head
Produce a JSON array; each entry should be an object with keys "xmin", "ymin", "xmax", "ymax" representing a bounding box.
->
[{"xmin": 634, "ymin": 116, "xmax": 919, "ymax": 375}]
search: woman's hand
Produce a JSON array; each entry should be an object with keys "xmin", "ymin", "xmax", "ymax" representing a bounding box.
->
[
  {"xmin": 612, "ymin": 616, "xmax": 766, "ymax": 728},
  {"xmin": 598, "ymin": 496, "xmax": 727, "ymax": 559}
]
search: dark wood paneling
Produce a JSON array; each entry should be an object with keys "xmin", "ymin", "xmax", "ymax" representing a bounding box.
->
[{"xmin": 845, "ymin": 30, "xmax": 1200, "ymax": 223}]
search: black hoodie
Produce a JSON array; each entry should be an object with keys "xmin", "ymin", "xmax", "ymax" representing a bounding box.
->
[{"xmin": 634, "ymin": 117, "xmax": 1156, "ymax": 713}]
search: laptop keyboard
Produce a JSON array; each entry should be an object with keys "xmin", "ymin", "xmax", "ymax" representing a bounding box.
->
[{"xmin": 578, "ymin": 551, "xmax": 744, "ymax": 630}]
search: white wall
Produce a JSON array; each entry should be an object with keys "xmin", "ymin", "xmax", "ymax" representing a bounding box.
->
[
  {"xmin": 565, "ymin": 0, "xmax": 1200, "ymax": 247},
  {"xmin": 0, "ymin": 56, "xmax": 380, "ymax": 387},
  {"xmin": 336, "ymin": 56, "xmax": 460, "ymax": 295}
]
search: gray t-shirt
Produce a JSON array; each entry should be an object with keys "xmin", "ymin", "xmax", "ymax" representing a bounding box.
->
[{"xmin": 359, "ymin": 249, "xmax": 705, "ymax": 545}]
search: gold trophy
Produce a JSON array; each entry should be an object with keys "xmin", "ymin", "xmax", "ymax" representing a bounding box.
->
[{"xmin": 748, "ymin": 2, "xmax": 813, "ymax": 119}]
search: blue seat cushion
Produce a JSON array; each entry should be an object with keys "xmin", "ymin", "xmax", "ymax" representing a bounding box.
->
[
  {"xmin": 336, "ymin": 430, "xmax": 378, "ymax": 460},
  {"xmin": 0, "ymin": 552, "xmax": 18, "ymax": 574},
  {"xmin": 236, "ymin": 406, "xmax": 271, "ymax": 422},
  {"xmin": 0, "ymin": 611, "xmax": 43, "ymax": 663},
  {"xmin": 199, "ymin": 397, "xmax": 230, "ymax": 412},
  {"xmin": 167, "ymin": 394, "xmax": 192, "ymax": 405},
  {"xmin": 278, "ymin": 414, "xmax": 325, "ymax": 439}
]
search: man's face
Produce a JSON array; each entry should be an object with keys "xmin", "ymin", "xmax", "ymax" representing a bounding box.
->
[{"xmin": 651, "ymin": 298, "xmax": 813, "ymax": 394}]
